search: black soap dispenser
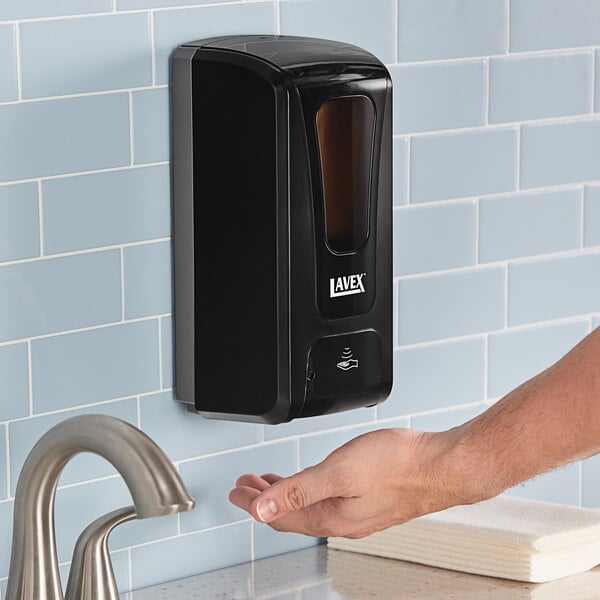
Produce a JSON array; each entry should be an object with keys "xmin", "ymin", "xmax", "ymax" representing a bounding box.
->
[{"xmin": 172, "ymin": 35, "xmax": 393, "ymax": 424}]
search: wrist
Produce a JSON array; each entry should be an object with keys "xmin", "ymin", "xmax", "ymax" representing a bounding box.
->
[{"xmin": 417, "ymin": 425, "xmax": 501, "ymax": 511}]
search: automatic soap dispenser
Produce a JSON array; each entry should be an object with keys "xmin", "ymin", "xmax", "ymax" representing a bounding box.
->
[{"xmin": 173, "ymin": 35, "xmax": 392, "ymax": 424}]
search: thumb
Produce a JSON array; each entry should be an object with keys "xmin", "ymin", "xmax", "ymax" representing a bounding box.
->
[{"xmin": 250, "ymin": 463, "xmax": 335, "ymax": 524}]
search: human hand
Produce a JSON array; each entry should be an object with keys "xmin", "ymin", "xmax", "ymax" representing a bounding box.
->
[{"xmin": 229, "ymin": 427, "xmax": 480, "ymax": 539}]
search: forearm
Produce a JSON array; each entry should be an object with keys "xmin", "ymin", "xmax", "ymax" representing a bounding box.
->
[{"xmin": 446, "ymin": 326, "xmax": 600, "ymax": 503}]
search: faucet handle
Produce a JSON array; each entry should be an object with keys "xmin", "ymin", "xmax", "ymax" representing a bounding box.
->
[{"xmin": 64, "ymin": 506, "xmax": 136, "ymax": 600}]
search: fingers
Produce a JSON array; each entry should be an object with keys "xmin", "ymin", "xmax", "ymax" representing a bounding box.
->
[
  {"xmin": 248, "ymin": 463, "xmax": 341, "ymax": 524},
  {"xmin": 229, "ymin": 485, "xmax": 261, "ymax": 512},
  {"xmin": 263, "ymin": 497, "xmax": 375, "ymax": 538},
  {"xmin": 261, "ymin": 473, "xmax": 282, "ymax": 485},
  {"xmin": 235, "ymin": 474, "xmax": 272, "ymax": 492}
]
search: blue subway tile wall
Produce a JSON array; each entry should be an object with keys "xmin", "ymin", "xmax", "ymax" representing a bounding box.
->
[
  {"xmin": 123, "ymin": 241, "xmax": 172, "ymax": 319},
  {"xmin": 521, "ymin": 119, "xmax": 600, "ymax": 188},
  {"xmin": 393, "ymin": 137, "xmax": 409, "ymax": 206},
  {"xmin": 397, "ymin": 0, "xmax": 506, "ymax": 62},
  {"xmin": 0, "ymin": 1, "xmax": 112, "ymax": 21},
  {"xmin": 280, "ymin": 0, "xmax": 396, "ymax": 64},
  {"xmin": 410, "ymin": 128, "xmax": 518, "ymax": 203},
  {"xmin": 0, "ymin": 25, "xmax": 17, "ymax": 102},
  {"xmin": 0, "ymin": 251, "xmax": 121, "ymax": 341},
  {"xmin": 391, "ymin": 61, "xmax": 486, "ymax": 134},
  {"xmin": 42, "ymin": 166, "xmax": 171, "ymax": 254},
  {"xmin": 488, "ymin": 321, "xmax": 590, "ymax": 398},
  {"xmin": 0, "ymin": 183, "xmax": 39, "ymax": 263},
  {"xmin": 479, "ymin": 189, "xmax": 582, "ymax": 262},
  {"xmin": 393, "ymin": 201, "xmax": 477, "ymax": 276},
  {"xmin": 31, "ymin": 321, "xmax": 159, "ymax": 412},
  {"xmin": 0, "ymin": 0, "xmax": 599, "ymax": 593},
  {"xmin": 585, "ymin": 185, "xmax": 600, "ymax": 247},
  {"xmin": 380, "ymin": 338, "xmax": 485, "ymax": 419},
  {"xmin": 397, "ymin": 268, "xmax": 505, "ymax": 344},
  {"xmin": 20, "ymin": 14, "xmax": 152, "ymax": 98},
  {"xmin": 510, "ymin": 0, "xmax": 600, "ymax": 52},
  {"xmin": 0, "ymin": 94, "xmax": 130, "ymax": 182},
  {"xmin": 505, "ymin": 462, "xmax": 581, "ymax": 506},
  {"xmin": 0, "ymin": 426, "xmax": 6, "ymax": 500},
  {"xmin": 132, "ymin": 88, "xmax": 171, "ymax": 164},
  {"xmin": 0, "ymin": 344, "xmax": 29, "ymax": 422},
  {"xmin": 489, "ymin": 53, "xmax": 592, "ymax": 123},
  {"xmin": 508, "ymin": 254, "xmax": 600, "ymax": 326}
]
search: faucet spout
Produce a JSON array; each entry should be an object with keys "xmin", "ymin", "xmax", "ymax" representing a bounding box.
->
[{"xmin": 6, "ymin": 415, "xmax": 195, "ymax": 600}]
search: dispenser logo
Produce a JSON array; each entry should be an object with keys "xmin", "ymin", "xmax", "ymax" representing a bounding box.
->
[{"xmin": 329, "ymin": 273, "xmax": 366, "ymax": 298}]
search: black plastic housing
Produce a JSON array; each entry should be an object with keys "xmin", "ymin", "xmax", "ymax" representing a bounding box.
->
[{"xmin": 173, "ymin": 35, "xmax": 393, "ymax": 424}]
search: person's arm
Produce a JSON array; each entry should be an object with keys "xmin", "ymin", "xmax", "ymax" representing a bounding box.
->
[{"xmin": 229, "ymin": 327, "xmax": 600, "ymax": 539}]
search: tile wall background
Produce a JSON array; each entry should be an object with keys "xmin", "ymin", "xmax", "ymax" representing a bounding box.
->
[{"xmin": 1, "ymin": 0, "xmax": 600, "ymax": 593}]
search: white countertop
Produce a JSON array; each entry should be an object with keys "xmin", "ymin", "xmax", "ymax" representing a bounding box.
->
[{"xmin": 130, "ymin": 545, "xmax": 600, "ymax": 599}]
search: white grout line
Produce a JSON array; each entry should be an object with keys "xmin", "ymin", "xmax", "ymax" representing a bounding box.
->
[
  {"xmin": 0, "ymin": 84, "xmax": 169, "ymax": 107},
  {"xmin": 158, "ymin": 318, "xmax": 164, "ymax": 390},
  {"xmin": 580, "ymin": 186, "xmax": 586, "ymax": 248},
  {"xmin": 250, "ymin": 520, "xmax": 255, "ymax": 563},
  {"xmin": 405, "ymin": 136, "xmax": 411, "ymax": 204},
  {"xmin": 275, "ymin": 0, "xmax": 280, "ymax": 35},
  {"xmin": 503, "ymin": 264, "xmax": 509, "ymax": 328},
  {"xmin": 27, "ymin": 340, "xmax": 33, "ymax": 416},
  {"xmin": 120, "ymin": 247, "xmax": 126, "ymax": 321},
  {"xmin": 392, "ymin": 180, "xmax": 595, "ymax": 210},
  {"xmin": 0, "ymin": 313, "xmax": 167, "ymax": 348},
  {"xmin": 392, "ymin": 245, "xmax": 600, "ymax": 282},
  {"xmin": 0, "ymin": 0, "xmax": 262, "ymax": 25},
  {"xmin": 127, "ymin": 518, "xmax": 254, "ymax": 551},
  {"xmin": 128, "ymin": 91, "xmax": 135, "ymax": 166},
  {"xmin": 4, "ymin": 425, "xmax": 11, "ymax": 499},
  {"xmin": 0, "ymin": 235, "xmax": 171, "ymax": 268},
  {"xmin": 515, "ymin": 125, "xmax": 522, "ymax": 190},
  {"xmin": 14, "ymin": 23, "xmax": 22, "ymax": 100},
  {"xmin": 393, "ymin": 313, "xmax": 592, "ymax": 352},
  {"xmin": 591, "ymin": 50, "xmax": 597, "ymax": 113},
  {"xmin": 505, "ymin": 0, "xmax": 511, "ymax": 53},
  {"xmin": 393, "ymin": 0, "xmax": 399, "ymax": 64},
  {"xmin": 394, "ymin": 113, "xmax": 600, "ymax": 140},
  {"xmin": 483, "ymin": 334, "xmax": 489, "ymax": 400},
  {"xmin": 376, "ymin": 400, "xmax": 492, "ymax": 428},
  {"xmin": 136, "ymin": 395, "xmax": 141, "ymax": 429},
  {"xmin": 36, "ymin": 180, "xmax": 44, "ymax": 256},
  {"xmin": 475, "ymin": 198, "xmax": 481, "ymax": 264},
  {"xmin": 0, "ymin": 394, "xmax": 141, "ymax": 428},
  {"xmin": 127, "ymin": 548, "xmax": 133, "ymax": 594},
  {"xmin": 0, "ymin": 160, "xmax": 170, "ymax": 188},
  {"xmin": 150, "ymin": 11, "xmax": 157, "ymax": 86},
  {"xmin": 484, "ymin": 59, "xmax": 490, "ymax": 126}
]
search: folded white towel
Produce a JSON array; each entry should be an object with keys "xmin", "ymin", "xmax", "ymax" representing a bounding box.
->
[{"xmin": 328, "ymin": 496, "xmax": 600, "ymax": 583}]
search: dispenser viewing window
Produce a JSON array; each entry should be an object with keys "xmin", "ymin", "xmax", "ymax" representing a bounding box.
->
[
  {"xmin": 172, "ymin": 35, "xmax": 393, "ymax": 424},
  {"xmin": 317, "ymin": 95, "xmax": 375, "ymax": 255}
]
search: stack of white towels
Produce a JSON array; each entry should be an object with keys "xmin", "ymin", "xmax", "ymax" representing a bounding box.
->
[{"xmin": 328, "ymin": 496, "xmax": 600, "ymax": 583}]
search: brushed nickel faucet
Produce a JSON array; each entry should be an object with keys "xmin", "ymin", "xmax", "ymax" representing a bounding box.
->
[
  {"xmin": 6, "ymin": 415, "xmax": 195, "ymax": 600},
  {"xmin": 65, "ymin": 506, "xmax": 136, "ymax": 600}
]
